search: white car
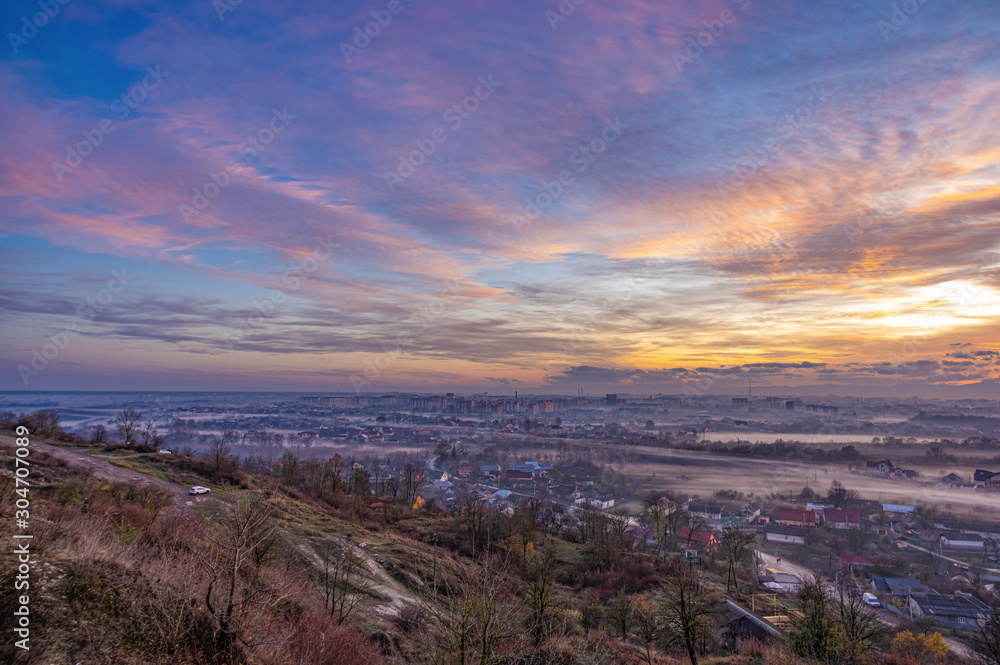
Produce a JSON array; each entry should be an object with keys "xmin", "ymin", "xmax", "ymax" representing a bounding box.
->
[
  {"xmin": 189, "ymin": 486, "xmax": 210, "ymax": 495},
  {"xmin": 862, "ymin": 593, "xmax": 881, "ymax": 607},
  {"xmin": 157, "ymin": 449, "xmax": 172, "ymax": 454}
]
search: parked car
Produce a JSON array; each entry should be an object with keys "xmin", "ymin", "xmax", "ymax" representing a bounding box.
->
[
  {"xmin": 157, "ymin": 449, "xmax": 172, "ymax": 454},
  {"xmin": 189, "ymin": 486, "xmax": 210, "ymax": 495},
  {"xmin": 862, "ymin": 593, "xmax": 881, "ymax": 607}
]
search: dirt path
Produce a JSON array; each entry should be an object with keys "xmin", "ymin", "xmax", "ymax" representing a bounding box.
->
[{"xmin": 0, "ymin": 434, "xmax": 209, "ymax": 511}]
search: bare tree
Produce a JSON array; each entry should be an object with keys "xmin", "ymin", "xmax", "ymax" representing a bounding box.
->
[
  {"xmin": 835, "ymin": 582, "xmax": 882, "ymax": 661},
  {"xmin": 632, "ymin": 596, "xmax": 668, "ymax": 665},
  {"xmin": 661, "ymin": 560, "xmax": 716, "ymax": 665},
  {"xmin": 719, "ymin": 525, "xmax": 756, "ymax": 593},
  {"xmin": 140, "ymin": 420, "xmax": 158, "ymax": 446},
  {"xmin": 199, "ymin": 492, "xmax": 284, "ymax": 661},
  {"xmin": 664, "ymin": 506, "xmax": 690, "ymax": 552},
  {"xmin": 115, "ymin": 407, "xmax": 142, "ymax": 446},
  {"xmin": 423, "ymin": 560, "xmax": 526, "ymax": 665},
  {"xmin": 319, "ymin": 539, "xmax": 372, "ymax": 624},
  {"xmin": 970, "ymin": 604, "xmax": 1000, "ymax": 665},
  {"xmin": 207, "ymin": 435, "xmax": 232, "ymax": 474},
  {"xmin": 606, "ymin": 591, "xmax": 636, "ymax": 638},
  {"xmin": 403, "ymin": 463, "xmax": 424, "ymax": 505},
  {"xmin": 524, "ymin": 546, "xmax": 557, "ymax": 649},
  {"xmin": 89, "ymin": 423, "xmax": 107, "ymax": 445}
]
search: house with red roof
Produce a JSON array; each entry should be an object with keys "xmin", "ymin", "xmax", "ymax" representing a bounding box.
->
[
  {"xmin": 678, "ymin": 526, "xmax": 719, "ymax": 551},
  {"xmin": 823, "ymin": 508, "xmax": 862, "ymax": 530},
  {"xmin": 777, "ymin": 508, "xmax": 817, "ymax": 527}
]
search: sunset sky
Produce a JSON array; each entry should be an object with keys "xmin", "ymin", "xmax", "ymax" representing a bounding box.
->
[{"xmin": 1, "ymin": 0, "xmax": 999, "ymax": 395}]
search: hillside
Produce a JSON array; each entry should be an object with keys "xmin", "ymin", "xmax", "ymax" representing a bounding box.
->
[{"xmin": 2, "ymin": 416, "xmax": 997, "ymax": 665}]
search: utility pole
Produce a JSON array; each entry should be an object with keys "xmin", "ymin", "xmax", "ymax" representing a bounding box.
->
[{"xmin": 432, "ymin": 532, "xmax": 438, "ymax": 596}]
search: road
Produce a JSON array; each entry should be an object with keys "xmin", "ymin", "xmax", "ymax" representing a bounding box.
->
[
  {"xmin": 903, "ymin": 541, "xmax": 1000, "ymax": 575},
  {"xmin": 756, "ymin": 549, "xmax": 974, "ymax": 659},
  {"xmin": 0, "ymin": 434, "xmax": 209, "ymax": 511}
]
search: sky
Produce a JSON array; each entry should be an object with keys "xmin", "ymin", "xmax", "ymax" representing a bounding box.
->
[{"xmin": 1, "ymin": 0, "xmax": 999, "ymax": 396}]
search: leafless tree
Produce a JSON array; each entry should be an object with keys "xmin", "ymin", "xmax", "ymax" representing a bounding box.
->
[
  {"xmin": 207, "ymin": 435, "xmax": 232, "ymax": 474},
  {"xmin": 422, "ymin": 559, "xmax": 526, "ymax": 665},
  {"xmin": 969, "ymin": 603, "xmax": 1000, "ymax": 665},
  {"xmin": 403, "ymin": 463, "xmax": 424, "ymax": 505},
  {"xmin": 115, "ymin": 407, "xmax": 142, "ymax": 446},
  {"xmin": 835, "ymin": 582, "xmax": 882, "ymax": 661},
  {"xmin": 661, "ymin": 560, "xmax": 716, "ymax": 665},
  {"xmin": 319, "ymin": 538, "xmax": 372, "ymax": 624},
  {"xmin": 89, "ymin": 423, "xmax": 107, "ymax": 445},
  {"xmin": 607, "ymin": 591, "xmax": 636, "ymax": 638},
  {"xmin": 719, "ymin": 525, "xmax": 756, "ymax": 593},
  {"xmin": 524, "ymin": 546, "xmax": 557, "ymax": 649},
  {"xmin": 199, "ymin": 491, "xmax": 285, "ymax": 661},
  {"xmin": 664, "ymin": 506, "xmax": 690, "ymax": 552},
  {"xmin": 632, "ymin": 597, "xmax": 668, "ymax": 665}
]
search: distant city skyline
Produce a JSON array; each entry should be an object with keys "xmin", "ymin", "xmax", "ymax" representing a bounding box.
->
[{"xmin": 2, "ymin": 1, "xmax": 999, "ymax": 396}]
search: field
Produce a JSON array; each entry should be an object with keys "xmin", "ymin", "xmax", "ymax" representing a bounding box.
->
[{"xmin": 614, "ymin": 444, "xmax": 1000, "ymax": 520}]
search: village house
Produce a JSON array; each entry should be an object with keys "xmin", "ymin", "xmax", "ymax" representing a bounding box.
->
[
  {"xmin": 591, "ymin": 494, "xmax": 615, "ymax": 510},
  {"xmin": 764, "ymin": 524, "xmax": 807, "ymax": 545},
  {"xmin": 908, "ymin": 593, "xmax": 989, "ymax": 630},
  {"xmin": 870, "ymin": 577, "xmax": 931, "ymax": 597},
  {"xmin": 974, "ymin": 469, "xmax": 1000, "ymax": 489},
  {"xmin": 866, "ymin": 458, "xmax": 917, "ymax": 479},
  {"xmin": 777, "ymin": 508, "xmax": 817, "ymax": 527},
  {"xmin": 822, "ymin": 508, "xmax": 862, "ymax": 530},
  {"xmin": 939, "ymin": 531, "xmax": 985, "ymax": 551},
  {"xmin": 866, "ymin": 459, "xmax": 893, "ymax": 475},
  {"xmin": 763, "ymin": 573, "xmax": 802, "ymax": 593},
  {"xmin": 714, "ymin": 600, "xmax": 784, "ymax": 647},
  {"xmin": 734, "ymin": 501, "xmax": 761, "ymax": 523},
  {"xmin": 687, "ymin": 503, "xmax": 723, "ymax": 520},
  {"xmin": 940, "ymin": 472, "xmax": 964, "ymax": 487},
  {"xmin": 882, "ymin": 503, "xmax": 918, "ymax": 517},
  {"xmin": 678, "ymin": 526, "xmax": 719, "ymax": 552}
]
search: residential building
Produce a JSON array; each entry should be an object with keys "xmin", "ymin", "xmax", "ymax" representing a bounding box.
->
[
  {"xmin": 823, "ymin": 508, "xmax": 862, "ymax": 530},
  {"xmin": 678, "ymin": 526, "xmax": 719, "ymax": 551},
  {"xmin": 870, "ymin": 577, "xmax": 931, "ymax": 597},
  {"xmin": 940, "ymin": 473, "xmax": 964, "ymax": 487},
  {"xmin": 764, "ymin": 524, "xmax": 807, "ymax": 545},
  {"xmin": 688, "ymin": 503, "xmax": 723, "ymax": 520},
  {"xmin": 715, "ymin": 600, "xmax": 784, "ymax": 646},
  {"xmin": 939, "ymin": 532, "xmax": 985, "ymax": 551},
  {"xmin": 974, "ymin": 469, "xmax": 1000, "ymax": 488},
  {"xmin": 777, "ymin": 508, "xmax": 817, "ymax": 527},
  {"xmin": 764, "ymin": 573, "xmax": 802, "ymax": 593},
  {"xmin": 908, "ymin": 593, "xmax": 989, "ymax": 630}
]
